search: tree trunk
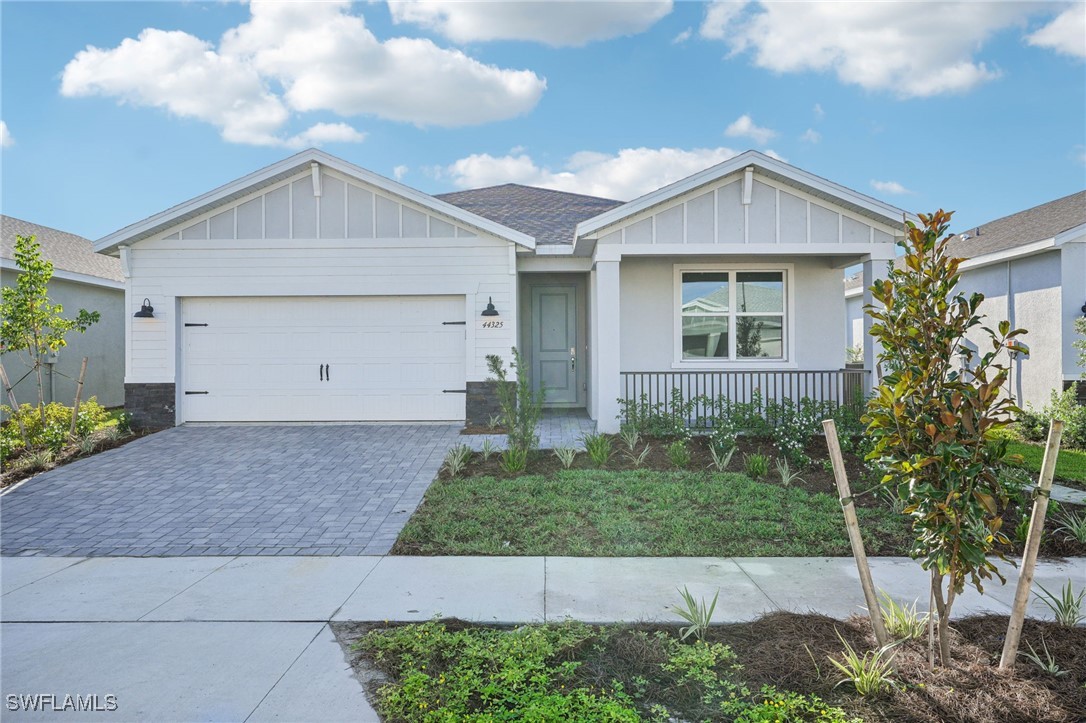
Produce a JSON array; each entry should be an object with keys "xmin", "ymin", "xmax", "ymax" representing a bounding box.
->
[
  {"xmin": 34, "ymin": 360, "xmax": 45, "ymax": 423},
  {"xmin": 930, "ymin": 570, "xmax": 954, "ymax": 666}
]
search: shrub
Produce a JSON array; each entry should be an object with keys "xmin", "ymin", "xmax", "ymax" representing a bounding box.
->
[
  {"xmin": 617, "ymin": 388, "xmax": 694, "ymax": 439},
  {"xmin": 499, "ymin": 447, "xmax": 529, "ymax": 474},
  {"xmin": 1, "ymin": 398, "xmax": 110, "ymax": 454},
  {"xmin": 553, "ymin": 447, "xmax": 577, "ymax": 469},
  {"xmin": 486, "ymin": 349, "xmax": 543, "ymax": 452},
  {"xmin": 442, "ymin": 445, "xmax": 472, "ymax": 477},
  {"xmin": 1015, "ymin": 383, "xmax": 1086, "ymax": 450},
  {"xmin": 672, "ymin": 586, "xmax": 718, "ymax": 642}
]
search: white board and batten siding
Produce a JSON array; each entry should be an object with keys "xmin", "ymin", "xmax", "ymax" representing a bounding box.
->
[
  {"xmin": 125, "ymin": 167, "xmax": 517, "ymax": 423},
  {"xmin": 595, "ymin": 172, "xmax": 900, "ymax": 247}
]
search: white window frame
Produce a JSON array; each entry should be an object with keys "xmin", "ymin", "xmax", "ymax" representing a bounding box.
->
[{"xmin": 672, "ymin": 262, "xmax": 796, "ymax": 369}]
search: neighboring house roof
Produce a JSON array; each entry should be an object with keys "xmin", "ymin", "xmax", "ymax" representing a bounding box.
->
[
  {"xmin": 436, "ymin": 184, "xmax": 623, "ymax": 246},
  {"xmin": 95, "ymin": 148, "xmax": 535, "ymax": 253},
  {"xmin": 2, "ymin": 215, "xmax": 123, "ymax": 286},
  {"xmin": 576, "ymin": 150, "xmax": 914, "ymax": 242},
  {"xmin": 844, "ymin": 190, "xmax": 1086, "ymax": 293}
]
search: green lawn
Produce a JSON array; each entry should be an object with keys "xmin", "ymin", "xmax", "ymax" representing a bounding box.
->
[
  {"xmin": 1007, "ymin": 441, "xmax": 1086, "ymax": 485},
  {"xmin": 393, "ymin": 469, "xmax": 911, "ymax": 557}
]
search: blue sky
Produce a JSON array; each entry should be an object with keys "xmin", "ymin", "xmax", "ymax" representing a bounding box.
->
[{"xmin": 1, "ymin": 1, "xmax": 1083, "ymax": 241}]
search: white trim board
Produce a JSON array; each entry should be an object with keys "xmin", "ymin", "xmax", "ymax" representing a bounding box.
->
[{"xmin": 0, "ymin": 259, "xmax": 124, "ymax": 290}]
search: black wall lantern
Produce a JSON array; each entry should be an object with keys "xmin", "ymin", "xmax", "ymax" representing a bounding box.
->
[
  {"xmin": 133, "ymin": 298, "xmax": 155, "ymax": 318},
  {"xmin": 1081, "ymin": 301, "xmax": 1086, "ymax": 318},
  {"xmin": 481, "ymin": 296, "xmax": 499, "ymax": 317}
]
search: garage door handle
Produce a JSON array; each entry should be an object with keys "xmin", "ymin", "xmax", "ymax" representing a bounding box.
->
[
  {"xmin": 319, "ymin": 364, "xmax": 324, "ymax": 381},
  {"xmin": 325, "ymin": 364, "xmax": 330, "ymax": 381}
]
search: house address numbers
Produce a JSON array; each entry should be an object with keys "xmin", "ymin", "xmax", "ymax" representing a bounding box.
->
[{"xmin": 480, "ymin": 320, "xmax": 504, "ymax": 329}]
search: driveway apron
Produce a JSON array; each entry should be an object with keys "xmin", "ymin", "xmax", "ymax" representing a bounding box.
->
[{"xmin": 0, "ymin": 424, "xmax": 460, "ymax": 557}]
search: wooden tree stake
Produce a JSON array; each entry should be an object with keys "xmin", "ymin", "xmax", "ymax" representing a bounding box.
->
[
  {"xmin": 0, "ymin": 362, "xmax": 28, "ymax": 441},
  {"xmin": 823, "ymin": 418, "xmax": 890, "ymax": 649},
  {"xmin": 999, "ymin": 419, "xmax": 1063, "ymax": 670},
  {"xmin": 68, "ymin": 357, "xmax": 88, "ymax": 438}
]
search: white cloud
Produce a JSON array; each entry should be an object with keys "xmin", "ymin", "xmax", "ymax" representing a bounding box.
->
[
  {"xmin": 387, "ymin": 0, "xmax": 672, "ymax": 46},
  {"xmin": 870, "ymin": 180, "xmax": 912, "ymax": 195},
  {"xmin": 443, "ymin": 145, "xmax": 741, "ymax": 200},
  {"xmin": 285, "ymin": 122, "xmax": 366, "ymax": 149},
  {"xmin": 1027, "ymin": 4, "xmax": 1086, "ymax": 59},
  {"xmin": 60, "ymin": 1, "xmax": 546, "ymax": 146},
  {"xmin": 762, "ymin": 149, "xmax": 787, "ymax": 162},
  {"xmin": 800, "ymin": 128, "xmax": 821, "ymax": 143},
  {"xmin": 672, "ymin": 28, "xmax": 692, "ymax": 44},
  {"xmin": 393, "ymin": 164, "xmax": 409, "ymax": 181},
  {"xmin": 724, "ymin": 114, "xmax": 776, "ymax": 144},
  {"xmin": 813, "ymin": 103, "xmax": 824, "ymax": 119},
  {"xmin": 699, "ymin": 1, "xmax": 1036, "ymax": 97},
  {"xmin": 0, "ymin": 121, "xmax": 13, "ymax": 148}
]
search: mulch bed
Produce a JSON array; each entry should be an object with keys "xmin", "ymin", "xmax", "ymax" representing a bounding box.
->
[
  {"xmin": 1, "ymin": 430, "xmax": 150, "ymax": 490},
  {"xmin": 333, "ymin": 612, "xmax": 1086, "ymax": 723},
  {"xmin": 442, "ymin": 433, "xmax": 1086, "ymax": 559}
]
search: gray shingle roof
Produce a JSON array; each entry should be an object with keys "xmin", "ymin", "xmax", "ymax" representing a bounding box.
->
[
  {"xmin": 844, "ymin": 190, "xmax": 1086, "ymax": 291},
  {"xmin": 2, "ymin": 216, "xmax": 123, "ymax": 283},
  {"xmin": 435, "ymin": 184, "xmax": 623, "ymax": 246}
]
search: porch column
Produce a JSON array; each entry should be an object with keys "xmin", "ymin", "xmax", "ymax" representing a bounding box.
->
[
  {"xmin": 594, "ymin": 259, "xmax": 621, "ymax": 433},
  {"xmin": 861, "ymin": 257, "xmax": 876, "ymax": 395}
]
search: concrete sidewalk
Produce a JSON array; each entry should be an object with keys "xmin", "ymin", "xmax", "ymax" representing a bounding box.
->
[{"xmin": 2, "ymin": 555, "xmax": 1083, "ymax": 721}]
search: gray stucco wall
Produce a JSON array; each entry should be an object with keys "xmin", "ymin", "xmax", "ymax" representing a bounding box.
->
[
  {"xmin": 619, "ymin": 256, "xmax": 847, "ymax": 371},
  {"xmin": 0, "ymin": 269, "xmax": 124, "ymax": 409}
]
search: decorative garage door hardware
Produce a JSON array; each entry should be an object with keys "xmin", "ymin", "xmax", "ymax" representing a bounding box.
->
[
  {"xmin": 184, "ymin": 391, "xmax": 209, "ymax": 395},
  {"xmin": 184, "ymin": 323, "xmax": 209, "ymax": 327},
  {"xmin": 319, "ymin": 364, "xmax": 330, "ymax": 381},
  {"xmin": 443, "ymin": 389, "xmax": 467, "ymax": 394},
  {"xmin": 442, "ymin": 321, "xmax": 466, "ymax": 325}
]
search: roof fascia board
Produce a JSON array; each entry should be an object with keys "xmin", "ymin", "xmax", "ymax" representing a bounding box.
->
[
  {"xmin": 0, "ymin": 259, "xmax": 124, "ymax": 289},
  {"xmin": 1054, "ymin": 222, "xmax": 1085, "ymax": 246},
  {"xmin": 95, "ymin": 149, "xmax": 534, "ymax": 253},
  {"xmin": 575, "ymin": 150, "xmax": 912, "ymax": 241}
]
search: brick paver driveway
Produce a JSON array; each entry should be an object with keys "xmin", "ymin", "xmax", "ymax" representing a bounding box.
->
[{"xmin": 0, "ymin": 424, "xmax": 460, "ymax": 557}]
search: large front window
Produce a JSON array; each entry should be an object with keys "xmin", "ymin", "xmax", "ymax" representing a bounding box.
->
[{"xmin": 680, "ymin": 269, "xmax": 785, "ymax": 361}]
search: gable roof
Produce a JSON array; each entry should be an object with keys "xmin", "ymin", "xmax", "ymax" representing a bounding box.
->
[
  {"xmin": 436, "ymin": 184, "xmax": 623, "ymax": 246},
  {"xmin": 575, "ymin": 150, "xmax": 913, "ymax": 242},
  {"xmin": 2, "ymin": 215, "xmax": 123, "ymax": 285},
  {"xmin": 844, "ymin": 190, "xmax": 1086, "ymax": 292},
  {"xmin": 95, "ymin": 149, "xmax": 535, "ymax": 254}
]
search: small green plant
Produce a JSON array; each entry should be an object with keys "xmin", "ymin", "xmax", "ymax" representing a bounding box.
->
[
  {"xmin": 104, "ymin": 425, "xmax": 122, "ymax": 442},
  {"xmin": 582, "ymin": 433, "xmax": 613, "ymax": 467},
  {"xmin": 1019, "ymin": 637, "xmax": 1068, "ymax": 677},
  {"xmin": 876, "ymin": 590, "xmax": 928, "ymax": 641},
  {"xmin": 479, "ymin": 438, "xmax": 498, "ymax": 461},
  {"xmin": 499, "ymin": 446, "xmax": 529, "ymax": 474},
  {"xmin": 775, "ymin": 457, "xmax": 805, "ymax": 486},
  {"xmin": 672, "ymin": 586, "xmax": 718, "ymax": 642},
  {"xmin": 827, "ymin": 631, "xmax": 897, "ymax": 697},
  {"xmin": 554, "ymin": 447, "xmax": 577, "ymax": 469},
  {"xmin": 1054, "ymin": 509, "xmax": 1086, "ymax": 543},
  {"xmin": 708, "ymin": 443, "xmax": 735, "ymax": 472},
  {"xmin": 744, "ymin": 453, "xmax": 769, "ymax": 480},
  {"xmin": 487, "ymin": 413, "xmax": 502, "ymax": 430},
  {"xmin": 116, "ymin": 411, "xmax": 133, "ymax": 434},
  {"xmin": 78, "ymin": 435, "xmax": 98, "ymax": 454},
  {"xmin": 1035, "ymin": 580, "xmax": 1085, "ymax": 626},
  {"xmin": 1014, "ymin": 515, "xmax": 1031, "ymax": 545},
  {"xmin": 618, "ymin": 425, "xmax": 640, "ymax": 451},
  {"xmin": 666, "ymin": 440, "xmax": 691, "ymax": 469},
  {"xmin": 486, "ymin": 349, "xmax": 543, "ymax": 452},
  {"xmin": 442, "ymin": 444, "xmax": 473, "ymax": 477},
  {"xmin": 625, "ymin": 444, "xmax": 652, "ymax": 468},
  {"xmin": 22, "ymin": 448, "xmax": 55, "ymax": 472},
  {"xmin": 821, "ymin": 458, "xmax": 834, "ymax": 474}
]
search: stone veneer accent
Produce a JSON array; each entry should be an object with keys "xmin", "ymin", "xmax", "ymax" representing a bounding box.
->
[
  {"xmin": 465, "ymin": 381, "xmax": 512, "ymax": 427},
  {"xmin": 125, "ymin": 383, "xmax": 176, "ymax": 430}
]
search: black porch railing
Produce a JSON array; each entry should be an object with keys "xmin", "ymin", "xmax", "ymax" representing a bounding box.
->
[{"xmin": 620, "ymin": 368, "xmax": 869, "ymax": 426}]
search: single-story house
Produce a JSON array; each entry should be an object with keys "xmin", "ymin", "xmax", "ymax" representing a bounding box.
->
[
  {"xmin": 94, "ymin": 149, "xmax": 910, "ymax": 432},
  {"xmin": 1, "ymin": 216, "xmax": 125, "ymax": 409},
  {"xmin": 845, "ymin": 191, "xmax": 1086, "ymax": 409}
]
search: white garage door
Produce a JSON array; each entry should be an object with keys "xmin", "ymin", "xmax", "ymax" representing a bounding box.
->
[{"xmin": 182, "ymin": 296, "xmax": 466, "ymax": 422}]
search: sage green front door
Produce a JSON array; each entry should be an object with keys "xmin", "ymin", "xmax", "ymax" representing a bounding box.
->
[{"xmin": 531, "ymin": 285, "xmax": 578, "ymax": 405}]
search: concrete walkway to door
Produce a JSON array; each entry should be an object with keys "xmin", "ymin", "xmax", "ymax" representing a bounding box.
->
[{"xmin": 0, "ymin": 424, "xmax": 460, "ymax": 557}]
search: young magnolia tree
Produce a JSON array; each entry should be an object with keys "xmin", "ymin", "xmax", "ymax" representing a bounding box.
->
[
  {"xmin": 864, "ymin": 210, "xmax": 1027, "ymax": 666},
  {"xmin": 1, "ymin": 234, "xmax": 100, "ymax": 423}
]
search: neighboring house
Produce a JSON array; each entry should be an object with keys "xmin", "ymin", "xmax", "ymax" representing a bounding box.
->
[
  {"xmin": 845, "ymin": 191, "xmax": 1086, "ymax": 409},
  {"xmin": 94, "ymin": 149, "xmax": 908, "ymax": 432},
  {"xmin": 1, "ymin": 216, "xmax": 125, "ymax": 408}
]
